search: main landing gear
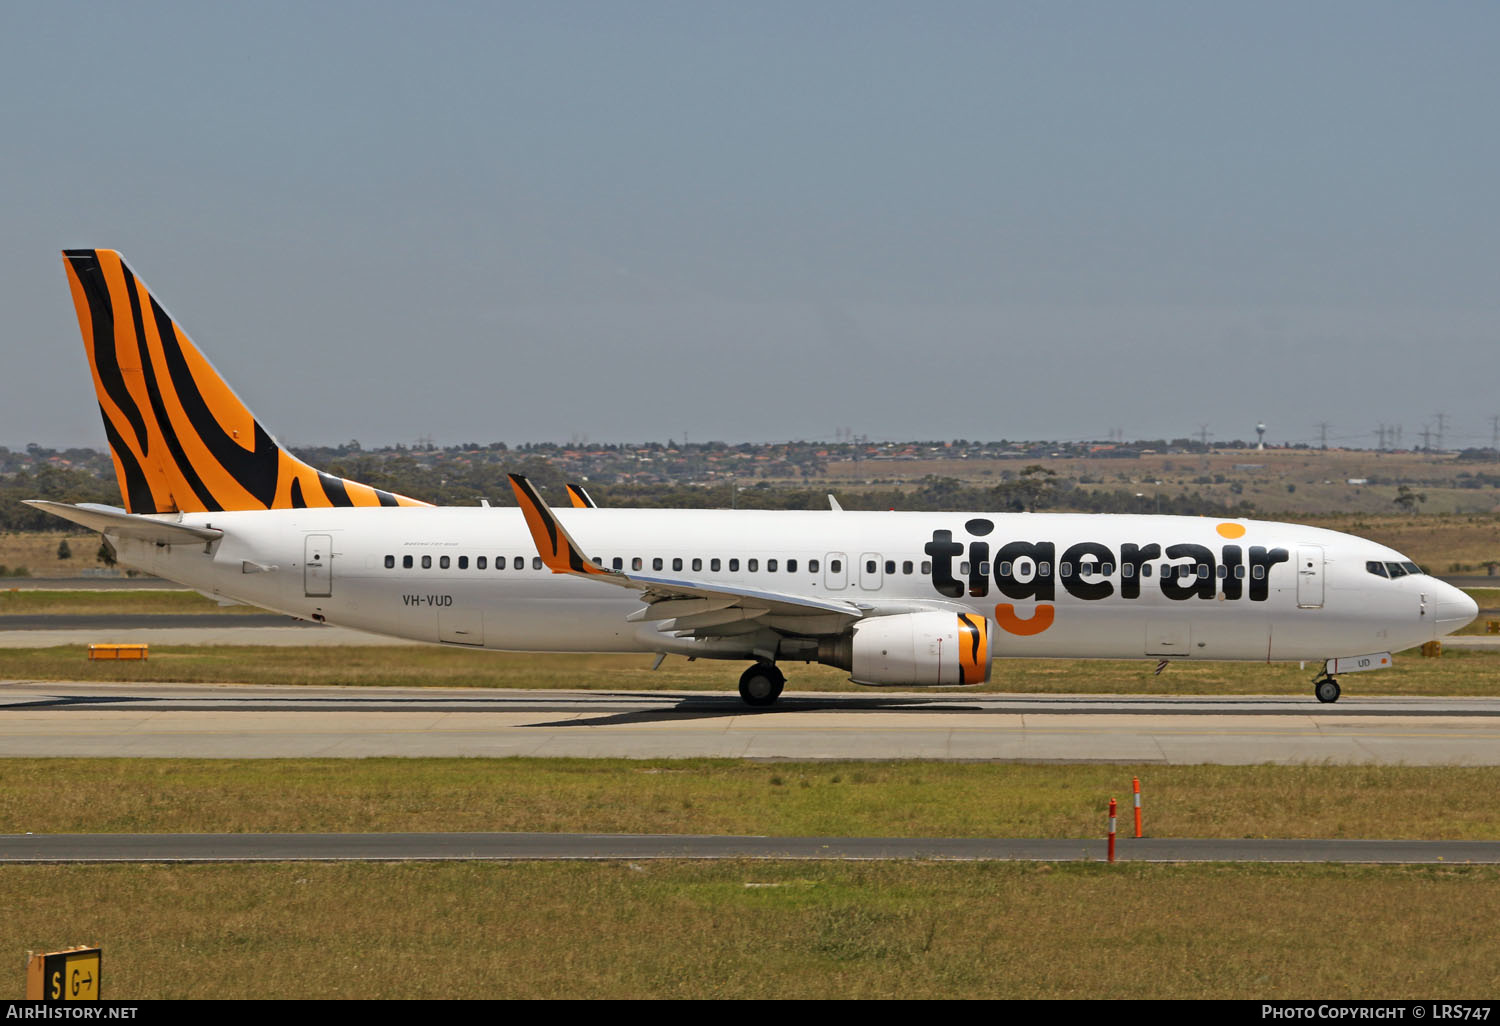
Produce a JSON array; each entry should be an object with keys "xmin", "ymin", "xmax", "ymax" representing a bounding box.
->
[
  {"xmin": 739, "ymin": 662, "xmax": 786, "ymax": 707},
  {"xmin": 1312, "ymin": 673, "xmax": 1341, "ymax": 704}
]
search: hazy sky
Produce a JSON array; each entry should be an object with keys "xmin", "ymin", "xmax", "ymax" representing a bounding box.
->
[{"xmin": 4, "ymin": 2, "xmax": 1498, "ymax": 450}]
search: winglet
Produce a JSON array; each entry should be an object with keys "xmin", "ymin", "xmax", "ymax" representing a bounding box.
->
[
  {"xmin": 507, "ymin": 474, "xmax": 621, "ymax": 579},
  {"xmin": 565, "ymin": 482, "xmax": 598, "ymax": 508}
]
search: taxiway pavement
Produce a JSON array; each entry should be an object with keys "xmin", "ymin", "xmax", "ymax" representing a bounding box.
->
[{"xmin": 3, "ymin": 682, "xmax": 1498, "ymax": 763}]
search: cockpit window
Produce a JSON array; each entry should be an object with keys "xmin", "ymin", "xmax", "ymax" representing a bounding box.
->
[
  {"xmin": 1366, "ymin": 561, "xmax": 1389, "ymax": 578},
  {"xmin": 1385, "ymin": 562, "xmax": 1408, "ymax": 579},
  {"xmin": 1402, "ymin": 561, "xmax": 1423, "ymax": 576}
]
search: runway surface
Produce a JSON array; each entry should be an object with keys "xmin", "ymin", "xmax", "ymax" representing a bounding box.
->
[
  {"xmin": 4, "ymin": 682, "xmax": 1499, "ymax": 763},
  {"xmin": 3, "ymin": 831, "xmax": 1497, "ymax": 864}
]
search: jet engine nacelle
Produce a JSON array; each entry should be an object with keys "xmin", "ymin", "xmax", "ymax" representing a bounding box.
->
[{"xmin": 818, "ymin": 611, "xmax": 991, "ymax": 686}]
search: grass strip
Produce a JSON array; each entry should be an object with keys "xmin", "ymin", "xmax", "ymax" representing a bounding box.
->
[
  {"xmin": 2, "ymin": 642, "xmax": 1498, "ymax": 696},
  {"xmin": 3, "ymin": 759, "xmax": 1498, "ymax": 839},
  {"xmin": 0, "ymin": 589, "xmax": 265, "ymax": 615},
  {"xmin": 4, "ymin": 861, "xmax": 1498, "ymax": 999}
]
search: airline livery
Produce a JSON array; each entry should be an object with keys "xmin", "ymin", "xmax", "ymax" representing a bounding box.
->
[{"xmin": 31, "ymin": 250, "xmax": 1478, "ymax": 705}]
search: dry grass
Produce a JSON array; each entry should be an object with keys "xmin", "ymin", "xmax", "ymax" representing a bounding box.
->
[
  {"xmin": 0, "ymin": 589, "xmax": 264, "ymax": 615},
  {"xmin": 4, "ymin": 759, "xmax": 1498, "ymax": 840},
  {"xmin": 4, "ymin": 861, "xmax": 1498, "ymax": 998},
  {"xmin": 0, "ymin": 532, "xmax": 109, "ymax": 578}
]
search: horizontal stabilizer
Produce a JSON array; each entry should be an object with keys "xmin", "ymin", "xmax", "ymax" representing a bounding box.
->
[{"xmin": 24, "ymin": 500, "xmax": 223, "ymax": 545}]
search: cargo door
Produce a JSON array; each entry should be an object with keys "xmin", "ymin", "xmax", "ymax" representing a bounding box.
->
[
  {"xmin": 304, "ymin": 534, "xmax": 332, "ymax": 597},
  {"xmin": 1146, "ymin": 620, "xmax": 1190, "ymax": 657},
  {"xmin": 439, "ymin": 608, "xmax": 484, "ymax": 647}
]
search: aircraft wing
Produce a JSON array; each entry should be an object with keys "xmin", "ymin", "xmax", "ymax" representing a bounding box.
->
[
  {"xmin": 25, "ymin": 501, "xmax": 224, "ymax": 545},
  {"xmin": 508, "ymin": 474, "xmax": 865, "ymax": 637}
]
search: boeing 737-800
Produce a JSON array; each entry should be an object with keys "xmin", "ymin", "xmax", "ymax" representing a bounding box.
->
[{"xmin": 30, "ymin": 250, "xmax": 1478, "ymax": 706}]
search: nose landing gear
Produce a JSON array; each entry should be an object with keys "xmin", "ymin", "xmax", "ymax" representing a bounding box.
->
[
  {"xmin": 1312, "ymin": 673, "xmax": 1341, "ymax": 704},
  {"xmin": 739, "ymin": 662, "xmax": 785, "ymax": 707}
]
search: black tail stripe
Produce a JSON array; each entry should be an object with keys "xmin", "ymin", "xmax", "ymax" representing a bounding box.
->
[
  {"xmin": 317, "ymin": 473, "xmax": 353, "ymax": 507},
  {"xmin": 289, "ymin": 477, "xmax": 308, "ymax": 508},
  {"xmin": 149, "ymin": 295, "xmax": 280, "ymax": 508},
  {"xmin": 122, "ymin": 265, "xmax": 219, "ymax": 512},
  {"xmin": 100, "ymin": 405, "xmax": 155, "ymax": 512},
  {"xmin": 74, "ymin": 253, "xmax": 150, "ymax": 453},
  {"xmin": 375, "ymin": 489, "xmax": 400, "ymax": 508}
]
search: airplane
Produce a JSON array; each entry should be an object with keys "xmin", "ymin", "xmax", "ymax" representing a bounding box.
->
[{"xmin": 29, "ymin": 249, "xmax": 1479, "ymax": 706}]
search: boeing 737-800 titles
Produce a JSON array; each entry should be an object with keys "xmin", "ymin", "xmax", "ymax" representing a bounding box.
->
[{"xmin": 30, "ymin": 250, "xmax": 1478, "ymax": 705}]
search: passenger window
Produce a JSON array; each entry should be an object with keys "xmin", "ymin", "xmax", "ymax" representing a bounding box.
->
[
  {"xmin": 867, "ymin": 560, "xmax": 878, "ymax": 574},
  {"xmin": 459, "ymin": 556, "xmax": 469, "ymax": 569},
  {"xmin": 729, "ymin": 558, "xmax": 740, "ymax": 572},
  {"xmin": 632, "ymin": 557, "xmax": 643, "ymax": 571},
  {"xmin": 532, "ymin": 557, "xmax": 542, "ymax": 570},
  {"xmin": 902, "ymin": 561, "xmax": 912, "ymax": 574},
  {"xmin": 920, "ymin": 561, "xmax": 931, "ymax": 574},
  {"xmin": 1141, "ymin": 564, "xmax": 1153, "ymax": 578},
  {"xmin": 422, "ymin": 555, "xmax": 432, "ymax": 569},
  {"xmin": 1216, "ymin": 565, "xmax": 1226, "ymax": 578},
  {"xmin": 979, "ymin": 561, "xmax": 990, "ymax": 576},
  {"xmin": 1039, "ymin": 562, "xmax": 1051, "ymax": 577},
  {"xmin": 609, "ymin": 557, "xmax": 621, "ymax": 570},
  {"xmin": 1253, "ymin": 566, "xmax": 1265, "ymax": 579},
  {"xmin": 830, "ymin": 559, "xmax": 841, "ymax": 573},
  {"xmin": 787, "ymin": 559, "xmax": 798, "ymax": 573},
  {"xmin": 514, "ymin": 557, "xmax": 524, "ymax": 570},
  {"xmin": 1018, "ymin": 561, "xmax": 1031, "ymax": 576},
  {"xmin": 403, "ymin": 555, "xmax": 413, "ymax": 569},
  {"xmin": 959, "ymin": 561, "xmax": 969, "ymax": 575},
  {"xmin": 883, "ymin": 560, "xmax": 894, "ymax": 574},
  {"xmin": 673, "ymin": 558, "xmax": 683, "ymax": 571},
  {"xmin": 711, "ymin": 558, "xmax": 721, "ymax": 572},
  {"xmin": 748, "ymin": 559, "xmax": 759, "ymax": 572},
  {"xmin": 1121, "ymin": 564, "xmax": 1134, "ymax": 578},
  {"xmin": 384, "ymin": 555, "xmax": 395, "ymax": 569},
  {"xmin": 769, "ymin": 559, "xmax": 779, "ymax": 572},
  {"xmin": 1197, "ymin": 565, "xmax": 1209, "ymax": 579},
  {"xmin": 1060, "ymin": 562, "xmax": 1073, "ymax": 578},
  {"xmin": 653, "ymin": 557, "xmax": 663, "ymax": 571},
  {"xmin": 999, "ymin": 561, "xmax": 1013, "ymax": 576},
  {"xmin": 1235, "ymin": 566, "xmax": 1246, "ymax": 579},
  {"xmin": 439, "ymin": 556, "xmax": 450, "ymax": 569},
  {"xmin": 592, "ymin": 556, "xmax": 602, "ymax": 565},
  {"xmin": 476, "ymin": 556, "xmax": 486, "ymax": 570},
  {"xmin": 1102, "ymin": 563, "xmax": 1114, "ymax": 576},
  {"xmin": 692, "ymin": 558, "xmax": 702, "ymax": 571},
  {"xmin": 809, "ymin": 559, "xmax": 819, "ymax": 573}
]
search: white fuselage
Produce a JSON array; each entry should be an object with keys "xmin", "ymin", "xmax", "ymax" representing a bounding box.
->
[{"xmin": 108, "ymin": 507, "xmax": 1476, "ymax": 674}]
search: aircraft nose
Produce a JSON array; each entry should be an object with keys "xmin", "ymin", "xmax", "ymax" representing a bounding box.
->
[{"xmin": 1433, "ymin": 582, "xmax": 1479, "ymax": 629}]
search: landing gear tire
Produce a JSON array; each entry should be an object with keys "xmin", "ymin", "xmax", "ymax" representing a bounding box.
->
[
  {"xmin": 1314, "ymin": 677, "xmax": 1341, "ymax": 704},
  {"xmin": 739, "ymin": 663, "xmax": 785, "ymax": 707}
]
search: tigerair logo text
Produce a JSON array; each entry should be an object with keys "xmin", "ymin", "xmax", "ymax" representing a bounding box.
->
[{"xmin": 923, "ymin": 519, "xmax": 1289, "ymax": 636}]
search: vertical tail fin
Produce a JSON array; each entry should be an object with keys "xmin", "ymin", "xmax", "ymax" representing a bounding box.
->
[{"xmin": 61, "ymin": 249, "xmax": 428, "ymax": 513}]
